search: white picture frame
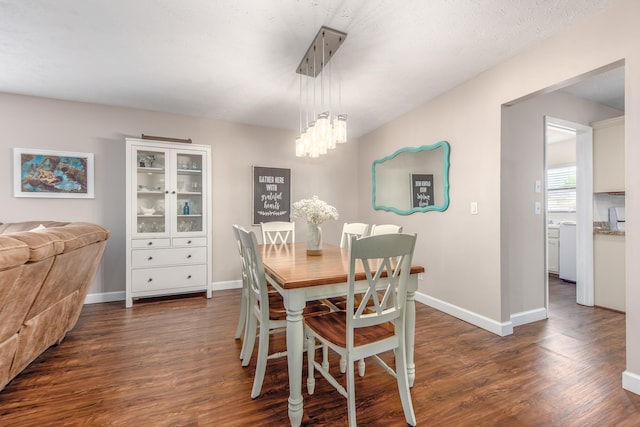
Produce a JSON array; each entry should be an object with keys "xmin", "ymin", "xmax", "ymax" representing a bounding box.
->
[{"xmin": 13, "ymin": 147, "xmax": 95, "ymax": 198}]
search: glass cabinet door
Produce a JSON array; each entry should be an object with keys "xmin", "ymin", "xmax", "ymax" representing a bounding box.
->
[
  {"xmin": 175, "ymin": 150, "xmax": 205, "ymax": 234},
  {"xmin": 134, "ymin": 148, "xmax": 169, "ymax": 236}
]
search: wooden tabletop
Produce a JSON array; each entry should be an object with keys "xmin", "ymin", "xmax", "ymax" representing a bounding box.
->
[{"xmin": 261, "ymin": 242, "xmax": 425, "ymax": 290}]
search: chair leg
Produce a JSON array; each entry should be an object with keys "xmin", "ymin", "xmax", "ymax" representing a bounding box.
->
[
  {"xmin": 322, "ymin": 344, "xmax": 329, "ymax": 370},
  {"xmin": 346, "ymin": 355, "xmax": 357, "ymax": 427},
  {"xmin": 251, "ymin": 321, "xmax": 270, "ymax": 399},
  {"xmin": 307, "ymin": 333, "xmax": 316, "ymax": 395},
  {"xmin": 241, "ymin": 313, "xmax": 257, "ymax": 367},
  {"xmin": 234, "ymin": 286, "xmax": 248, "ymax": 340},
  {"xmin": 340, "ymin": 355, "xmax": 347, "ymax": 373},
  {"xmin": 357, "ymin": 358, "xmax": 365, "ymax": 377},
  {"xmin": 395, "ymin": 343, "xmax": 417, "ymax": 426}
]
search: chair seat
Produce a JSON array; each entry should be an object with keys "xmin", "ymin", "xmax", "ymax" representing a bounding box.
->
[
  {"xmin": 268, "ymin": 292, "xmax": 331, "ymax": 320},
  {"xmin": 305, "ymin": 311, "xmax": 394, "ymax": 348}
]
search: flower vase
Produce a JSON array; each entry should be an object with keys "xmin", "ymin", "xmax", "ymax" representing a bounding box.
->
[{"xmin": 307, "ymin": 223, "xmax": 323, "ymax": 256}]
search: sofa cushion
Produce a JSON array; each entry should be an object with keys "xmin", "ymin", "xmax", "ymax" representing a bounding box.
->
[
  {"xmin": 45, "ymin": 223, "xmax": 110, "ymax": 253},
  {"xmin": 0, "ymin": 221, "xmax": 68, "ymax": 234},
  {"xmin": 0, "ymin": 236, "xmax": 30, "ymax": 270},
  {"xmin": 4, "ymin": 231, "xmax": 64, "ymax": 262}
]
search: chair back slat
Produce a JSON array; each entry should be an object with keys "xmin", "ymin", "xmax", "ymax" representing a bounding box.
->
[
  {"xmin": 347, "ymin": 234, "xmax": 416, "ymax": 335},
  {"xmin": 370, "ymin": 224, "xmax": 403, "ymax": 236},
  {"xmin": 238, "ymin": 227, "xmax": 270, "ymax": 324},
  {"xmin": 261, "ymin": 221, "xmax": 295, "ymax": 244},
  {"xmin": 340, "ymin": 222, "xmax": 370, "ymax": 249}
]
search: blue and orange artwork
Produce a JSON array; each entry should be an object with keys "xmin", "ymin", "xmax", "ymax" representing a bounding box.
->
[{"xmin": 20, "ymin": 154, "xmax": 88, "ymax": 193}]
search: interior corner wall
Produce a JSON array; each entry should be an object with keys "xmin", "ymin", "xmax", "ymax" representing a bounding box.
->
[
  {"xmin": 501, "ymin": 91, "xmax": 622, "ymax": 318},
  {"xmin": 0, "ymin": 94, "xmax": 359, "ymax": 297}
]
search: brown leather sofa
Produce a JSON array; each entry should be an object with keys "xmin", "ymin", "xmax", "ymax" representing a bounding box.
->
[{"xmin": 0, "ymin": 221, "xmax": 110, "ymax": 391}]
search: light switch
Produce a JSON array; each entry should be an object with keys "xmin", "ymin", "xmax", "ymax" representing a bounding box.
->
[
  {"xmin": 470, "ymin": 202, "xmax": 478, "ymax": 215},
  {"xmin": 535, "ymin": 202, "xmax": 541, "ymax": 214},
  {"xmin": 535, "ymin": 180, "xmax": 541, "ymax": 193}
]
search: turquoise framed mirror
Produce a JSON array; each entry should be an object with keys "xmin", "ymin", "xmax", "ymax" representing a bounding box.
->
[{"xmin": 372, "ymin": 141, "xmax": 450, "ymax": 214}]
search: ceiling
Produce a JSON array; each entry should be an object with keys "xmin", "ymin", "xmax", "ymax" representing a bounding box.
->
[{"xmin": 0, "ymin": 0, "xmax": 624, "ymax": 139}]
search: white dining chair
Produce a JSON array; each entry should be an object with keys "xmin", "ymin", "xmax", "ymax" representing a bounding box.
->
[
  {"xmin": 261, "ymin": 221, "xmax": 295, "ymax": 244},
  {"xmin": 370, "ymin": 223, "xmax": 403, "ymax": 235},
  {"xmin": 237, "ymin": 227, "xmax": 330, "ymax": 398},
  {"xmin": 339, "ymin": 222, "xmax": 370, "ymax": 249},
  {"xmin": 305, "ymin": 233, "xmax": 418, "ymax": 426},
  {"xmin": 232, "ymin": 225, "xmax": 248, "ymax": 344},
  {"xmin": 334, "ymin": 222, "xmax": 370, "ymax": 376}
]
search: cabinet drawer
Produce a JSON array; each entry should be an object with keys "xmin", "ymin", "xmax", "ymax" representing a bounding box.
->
[
  {"xmin": 131, "ymin": 247, "xmax": 207, "ymax": 267},
  {"xmin": 131, "ymin": 265, "xmax": 207, "ymax": 292},
  {"xmin": 132, "ymin": 238, "xmax": 171, "ymax": 249},
  {"xmin": 173, "ymin": 237, "xmax": 207, "ymax": 247},
  {"xmin": 548, "ymin": 228, "xmax": 560, "ymax": 239}
]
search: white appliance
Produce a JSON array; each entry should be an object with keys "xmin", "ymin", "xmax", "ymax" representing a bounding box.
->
[
  {"xmin": 609, "ymin": 206, "xmax": 625, "ymax": 231},
  {"xmin": 559, "ymin": 222, "xmax": 576, "ymax": 282}
]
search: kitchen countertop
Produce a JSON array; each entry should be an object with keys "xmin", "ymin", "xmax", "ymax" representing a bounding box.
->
[
  {"xmin": 594, "ymin": 221, "xmax": 625, "ymax": 236},
  {"xmin": 594, "ymin": 228, "xmax": 625, "ymax": 236}
]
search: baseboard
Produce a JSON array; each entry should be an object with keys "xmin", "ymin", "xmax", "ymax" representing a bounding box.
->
[
  {"xmin": 84, "ymin": 291, "xmax": 126, "ymax": 304},
  {"xmin": 212, "ymin": 280, "xmax": 242, "ymax": 291},
  {"xmin": 84, "ymin": 280, "xmax": 242, "ymax": 304},
  {"xmin": 415, "ymin": 291, "xmax": 513, "ymax": 336},
  {"xmin": 623, "ymin": 370, "xmax": 640, "ymax": 396},
  {"xmin": 510, "ymin": 307, "xmax": 548, "ymax": 327}
]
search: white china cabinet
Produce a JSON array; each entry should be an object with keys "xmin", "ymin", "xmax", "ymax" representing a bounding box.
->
[{"xmin": 125, "ymin": 138, "xmax": 212, "ymax": 307}]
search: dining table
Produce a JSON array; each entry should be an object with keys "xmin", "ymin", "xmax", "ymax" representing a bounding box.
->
[{"xmin": 260, "ymin": 242, "xmax": 425, "ymax": 427}]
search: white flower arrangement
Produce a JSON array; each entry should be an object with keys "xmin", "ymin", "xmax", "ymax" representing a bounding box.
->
[{"xmin": 292, "ymin": 196, "xmax": 339, "ymax": 225}]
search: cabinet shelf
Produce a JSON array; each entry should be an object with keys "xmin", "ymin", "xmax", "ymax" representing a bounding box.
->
[
  {"xmin": 177, "ymin": 169, "xmax": 202, "ymax": 174},
  {"xmin": 137, "ymin": 167, "xmax": 165, "ymax": 173}
]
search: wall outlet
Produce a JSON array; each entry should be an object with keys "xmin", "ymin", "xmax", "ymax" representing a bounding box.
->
[
  {"xmin": 418, "ymin": 273, "xmax": 424, "ymax": 280},
  {"xmin": 535, "ymin": 201, "xmax": 541, "ymax": 214},
  {"xmin": 535, "ymin": 180, "xmax": 541, "ymax": 193},
  {"xmin": 470, "ymin": 201, "xmax": 479, "ymax": 215}
]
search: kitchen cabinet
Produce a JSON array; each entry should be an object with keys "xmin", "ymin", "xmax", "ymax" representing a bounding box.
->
[
  {"xmin": 547, "ymin": 226, "xmax": 559, "ymax": 274},
  {"xmin": 594, "ymin": 233, "xmax": 625, "ymax": 312},
  {"xmin": 593, "ymin": 116, "xmax": 625, "ymax": 193},
  {"xmin": 125, "ymin": 138, "xmax": 212, "ymax": 307}
]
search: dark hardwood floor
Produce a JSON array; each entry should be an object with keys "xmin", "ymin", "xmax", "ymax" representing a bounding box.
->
[{"xmin": 1, "ymin": 278, "xmax": 640, "ymax": 426}]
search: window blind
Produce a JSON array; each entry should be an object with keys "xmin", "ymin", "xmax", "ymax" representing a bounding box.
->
[{"xmin": 547, "ymin": 165, "xmax": 576, "ymax": 212}]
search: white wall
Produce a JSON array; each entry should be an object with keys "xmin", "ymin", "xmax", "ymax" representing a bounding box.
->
[
  {"xmin": 357, "ymin": 0, "xmax": 640, "ymax": 391},
  {"xmin": 0, "ymin": 93, "xmax": 359, "ymax": 296},
  {"xmin": 501, "ymin": 91, "xmax": 621, "ymax": 317}
]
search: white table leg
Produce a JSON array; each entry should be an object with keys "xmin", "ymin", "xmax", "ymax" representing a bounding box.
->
[
  {"xmin": 406, "ymin": 287, "xmax": 416, "ymax": 387},
  {"xmin": 284, "ymin": 289, "xmax": 306, "ymax": 427}
]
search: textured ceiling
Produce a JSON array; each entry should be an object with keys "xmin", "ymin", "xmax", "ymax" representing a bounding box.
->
[{"xmin": 0, "ymin": 0, "xmax": 622, "ymax": 138}]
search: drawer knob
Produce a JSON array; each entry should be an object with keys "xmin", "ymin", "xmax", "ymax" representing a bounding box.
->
[
  {"xmin": 187, "ymin": 275, "xmax": 192, "ymax": 279},
  {"xmin": 187, "ymin": 254, "xmax": 192, "ymax": 259},
  {"xmin": 147, "ymin": 278, "xmax": 153, "ymax": 283},
  {"xmin": 187, "ymin": 240, "xmax": 192, "ymax": 244},
  {"xmin": 148, "ymin": 256, "xmax": 153, "ymax": 261},
  {"xmin": 148, "ymin": 242, "xmax": 153, "ymax": 246}
]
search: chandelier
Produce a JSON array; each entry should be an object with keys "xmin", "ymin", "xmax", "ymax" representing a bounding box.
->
[{"xmin": 295, "ymin": 26, "xmax": 348, "ymax": 158}]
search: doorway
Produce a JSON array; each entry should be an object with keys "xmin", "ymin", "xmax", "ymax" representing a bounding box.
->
[{"xmin": 544, "ymin": 117, "xmax": 594, "ymax": 310}]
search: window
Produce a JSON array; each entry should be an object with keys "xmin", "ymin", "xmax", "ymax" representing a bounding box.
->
[{"xmin": 547, "ymin": 165, "xmax": 576, "ymax": 212}]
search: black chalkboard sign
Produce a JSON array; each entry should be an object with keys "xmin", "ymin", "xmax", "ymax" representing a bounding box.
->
[
  {"xmin": 411, "ymin": 173, "xmax": 434, "ymax": 208},
  {"xmin": 252, "ymin": 166, "xmax": 291, "ymax": 225}
]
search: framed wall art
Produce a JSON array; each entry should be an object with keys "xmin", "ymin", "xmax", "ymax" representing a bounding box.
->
[
  {"xmin": 252, "ymin": 165, "xmax": 291, "ymax": 225},
  {"xmin": 13, "ymin": 148, "xmax": 95, "ymax": 198}
]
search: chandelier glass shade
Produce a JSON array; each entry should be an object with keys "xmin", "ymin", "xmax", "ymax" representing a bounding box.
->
[{"xmin": 295, "ymin": 27, "xmax": 347, "ymax": 158}]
